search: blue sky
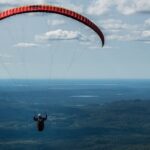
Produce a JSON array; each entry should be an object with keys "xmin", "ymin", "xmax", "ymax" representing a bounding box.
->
[{"xmin": 0, "ymin": 0, "xmax": 149, "ymax": 79}]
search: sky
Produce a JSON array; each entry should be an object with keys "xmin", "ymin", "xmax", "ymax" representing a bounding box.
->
[{"xmin": 0, "ymin": 0, "xmax": 149, "ymax": 79}]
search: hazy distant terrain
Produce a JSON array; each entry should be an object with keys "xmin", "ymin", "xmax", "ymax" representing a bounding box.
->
[{"xmin": 0, "ymin": 80, "xmax": 150, "ymax": 150}]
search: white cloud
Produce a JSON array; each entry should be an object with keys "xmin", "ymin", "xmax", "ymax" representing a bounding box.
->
[
  {"xmin": 100, "ymin": 19, "xmax": 140, "ymax": 40},
  {"xmin": 87, "ymin": 0, "xmax": 112, "ymax": 15},
  {"xmin": 107, "ymin": 29, "xmax": 150, "ymax": 42},
  {"xmin": 100, "ymin": 19, "xmax": 136, "ymax": 31},
  {"xmin": 87, "ymin": 0, "xmax": 150, "ymax": 15},
  {"xmin": 99, "ymin": 18, "xmax": 150, "ymax": 43},
  {"xmin": 115, "ymin": 0, "xmax": 136, "ymax": 15},
  {"xmin": 135, "ymin": 0, "xmax": 150, "ymax": 13},
  {"xmin": 142, "ymin": 31, "xmax": 150, "ymax": 38},
  {"xmin": 53, "ymin": 0, "xmax": 83, "ymax": 13},
  {"xmin": 14, "ymin": 42, "xmax": 38, "ymax": 48},
  {"xmin": 107, "ymin": 34, "xmax": 131, "ymax": 41},
  {"xmin": 144, "ymin": 19, "xmax": 150, "ymax": 26},
  {"xmin": 35, "ymin": 29, "xmax": 87, "ymax": 42},
  {"xmin": 47, "ymin": 19, "xmax": 65, "ymax": 26},
  {"xmin": 116, "ymin": 0, "xmax": 150, "ymax": 15},
  {"xmin": 144, "ymin": 41, "xmax": 150, "ymax": 44}
]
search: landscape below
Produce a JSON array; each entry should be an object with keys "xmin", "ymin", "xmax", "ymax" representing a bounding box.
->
[{"xmin": 0, "ymin": 79, "xmax": 150, "ymax": 150}]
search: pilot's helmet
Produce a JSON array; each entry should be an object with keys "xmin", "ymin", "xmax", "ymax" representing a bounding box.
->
[{"xmin": 38, "ymin": 113, "xmax": 42, "ymax": 119}]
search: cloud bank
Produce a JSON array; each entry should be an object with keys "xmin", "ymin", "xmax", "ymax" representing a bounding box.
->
[
  {"xmin": 87, "ymin": 0, "xmax": 150, "ymax": 15},
  {"xmin": 35, "ymin": 29, "xmax": 87, "ymax": 42},
  {"xmin": 14, "ymin": 42, "xmax": 38, "ymax": 48}
]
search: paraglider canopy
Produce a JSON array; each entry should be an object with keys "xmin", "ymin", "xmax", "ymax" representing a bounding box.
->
[{"xmin": 0, "ymin": 5, "xmax": 105, "ymax": 47}]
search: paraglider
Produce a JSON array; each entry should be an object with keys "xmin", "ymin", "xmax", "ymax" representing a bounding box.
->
[
  {"xmin": 33, "ymin": 113, "xmax": 47, "ymax": 131},
  {"xmin": 0, "ymin": 5, "xmax": 105, "ymax": 46},
  {"xmin": 0, "ymin": 5, "xmax": 105, "ymax": 131}
]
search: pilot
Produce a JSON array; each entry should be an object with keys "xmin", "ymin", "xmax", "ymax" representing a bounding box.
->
[{"xmin": 33, "ymin": 113, "xmax": 47, "ymax": 131}]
